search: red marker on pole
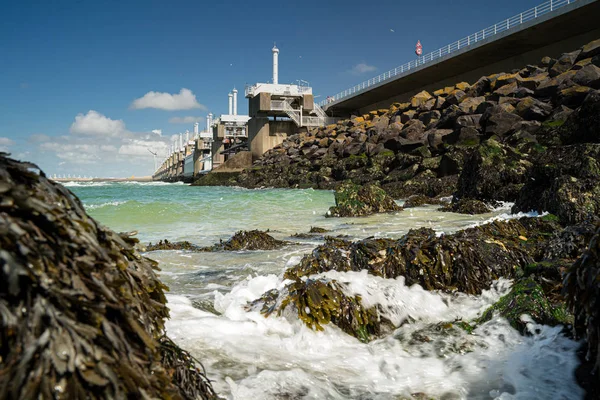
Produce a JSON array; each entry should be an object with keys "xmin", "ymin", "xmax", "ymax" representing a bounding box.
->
[{"xmin": 415, "ymin": 40, "xmax": 423, "ymax": 56}]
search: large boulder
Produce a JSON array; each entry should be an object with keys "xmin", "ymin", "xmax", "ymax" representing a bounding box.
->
[
  {"xmin": 454, "ymin": 139, "xmax": 530, "ymax": 203},
  {"xmin": 328, "ymin": 182, "xmax": 402, "ymax": 217},
  {"xmin": 0, "ymin": 155, "xmax": 216, "ymax": 399},
  {"xmin": 512, "ymin": 144, "xmax": 600, "ymax": 224},
  {"xmin": 557, "ymin": 90, "xmax": 600, "ymax": 144},
  {"xmin": 480, "ymin": 106, "xmax": 524, "ymax": 137}
]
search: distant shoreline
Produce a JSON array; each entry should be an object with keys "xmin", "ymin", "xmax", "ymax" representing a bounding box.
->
[{"xmin": 52, "ymin": 176, "xmax": 154, "ymax": 183}]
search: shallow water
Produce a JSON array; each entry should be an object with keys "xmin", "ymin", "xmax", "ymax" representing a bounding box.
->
[{"xmin": 69, "ymin": 181, "xmax": 583, "ymax": 399}]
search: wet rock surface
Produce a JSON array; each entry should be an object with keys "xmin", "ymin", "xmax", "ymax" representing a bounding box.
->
[
  {"xmin": 0, "ymin": 154, "xmax": 217, "ymax": 399},
  {"xmin": 477, "ymin": 277, "xmax": 572, "ymax": 334},
  {"xmin": 202, "ymin": 229, "xmax": 290, "ymax": 251},
  {"xmin": 402, "ymin": 194, "xmax": 446, "ymax": 208},
  {"xmin": 146, "ymin": 239, "xmax": 205, "ymax": 251},
  {"xmin": 327, "ymin": 182, "xmax": 402, "ymax": 217}
]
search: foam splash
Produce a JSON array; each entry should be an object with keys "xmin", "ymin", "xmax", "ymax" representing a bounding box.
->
[
  {"xmin": 465, "ymin": 210, "xmax": 548, "ymax": 229},
  {"xmin": 84, "ymin": 200, "xmax": 128, "ymax": 210},
  {"xmin": 165, "ymin": 273, "xmax": 582, "ymax": 399}
]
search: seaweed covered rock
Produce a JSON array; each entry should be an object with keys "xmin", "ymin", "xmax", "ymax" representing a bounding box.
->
[
  {"xmin": 563, "ymin": 225, "xmax": 600, "ymax": 379},
  {"xmin": 454, "ymin": 139, "xmax": 530, "ymax": 204},
  {"xmin": 328, "ymin": 182, "xmax": 402, "ymax": 217},
  {"xmin": 191, "ymin": 171, "xmax": 240, "ymax": 186},
  {"xmin": 402, "ymin": 194, "xmax": 446, "ymax": 208},
  {"xmin": 438, "ymin": 198, "xmax": 492, "ymax": 215},
  {"xmin": 146, "ymin": 239, "xmax": 204, "ymax": 251},
  {"xmin": 512, "ymin": 144, "xmax": 600, "ymax": 224},
  {"xmin": 478, "ymin": 278, "xmax": 572, "ymax": 334},
  {"xmin": 261, "ymin": 278, "xmax": 385, "ymax": 342},
  {"xmin": 285, "ymin": 218, "xmax": 562, "ymax": 295},
  {"xmin": 0, "ymin": 155, "xmax": 216, "ymax": 399},
  {"xmin": 202, "ymin": 229, "xmax": 290, "ymax": 251},
  {"xmin": 291, "ymin": 226, "xmax": 330, "ymax": 240}
]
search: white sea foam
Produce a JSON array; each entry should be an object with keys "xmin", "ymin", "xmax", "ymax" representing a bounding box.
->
[
  {"xmin": 85, "ymin": 200, "xmax": 128, "ymax": 210},
  {"xmin": 63, "ymin": 181, "xmax": 110, "ymax": 187},
  {"xmin": 165, "ymin": 273, "xmax": 582, "ymax": 399},
  {"xmin": 314, "ymin": 270, "xmax": 512, "ymax": 326},
  {"xmin": 465, "ymin": 210, "xmax": 548, "ymax": 229}
]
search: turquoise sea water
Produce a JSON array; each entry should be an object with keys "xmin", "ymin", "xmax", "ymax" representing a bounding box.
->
[{"xmin": 68, "ymin": 181, "xmax": 584, "ymax": 400}]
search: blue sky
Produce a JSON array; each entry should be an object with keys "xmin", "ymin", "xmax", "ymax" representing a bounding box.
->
[{"xmin": 0, "ymin": 0, "xmax": 543, "ymax": 177}]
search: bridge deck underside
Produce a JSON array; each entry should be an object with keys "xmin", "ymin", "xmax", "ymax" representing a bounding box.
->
[{"xmin": 326, "ymin": 0, "xmax": 600, "ymax": 116}]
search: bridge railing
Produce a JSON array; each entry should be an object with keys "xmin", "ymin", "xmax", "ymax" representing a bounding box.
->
[{"xmin": 318, "ymin": 0, "xmax": 577, "ymax": 107}]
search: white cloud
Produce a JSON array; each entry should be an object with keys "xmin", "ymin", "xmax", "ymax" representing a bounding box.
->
[
  {"xmin": 130, "ymin": 88, "xmax": 206, "ymax": 111},
  {"xmin": 70, "ymin": 110, "xmax": 128, "ymax": 137},
  {"xmin": 169, "ymin": 116, "xmax": 204, "ymax": 124},
  {"xmin": 151, "ymin": 129, "xmax": 162, "ymax": 135},
  {"xmin": 39, "ymin": 142, "xmax": 120, "ymax": 165},
  {"xmin": 350, "ymin": 62, "xmax": 377, "ymax": 75},
  {"xmin": 0, "ymin": 137, "xmax": 15, "ymax": 152}
]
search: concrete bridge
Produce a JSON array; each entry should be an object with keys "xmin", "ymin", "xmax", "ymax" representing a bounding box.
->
[{"xmin": 322, "ymin": 0, "xmax": 600, "ymax": 117}]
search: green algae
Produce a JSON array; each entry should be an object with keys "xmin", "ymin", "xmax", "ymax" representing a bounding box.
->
[{"xmin": 478, "ymin": 278, "xmax": 572, "ymax": 333}]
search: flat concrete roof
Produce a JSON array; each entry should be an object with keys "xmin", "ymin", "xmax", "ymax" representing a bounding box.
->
[{"xmin": 324, "ymin": 0, "xmax": 600, "ymax": 115}]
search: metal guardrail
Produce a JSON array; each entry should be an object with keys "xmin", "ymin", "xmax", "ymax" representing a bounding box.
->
[{"xmin": 319, "ymin": 0, "xmax": 578, "ymax": 107}]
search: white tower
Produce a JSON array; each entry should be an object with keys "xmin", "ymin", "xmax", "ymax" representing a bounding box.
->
[
  {"xmin": 207, "ymin": 113, "xmax": 212, "ymax": 133},
  {"xmin": 179, "ymin": 133, "xmax": 183, "ymax": 150},
  {"xmin": 194, "ymin": 122, "xmax": 199, "ymax": 135},
  {"xmin": 232, "ymin": 88, "xmax": 238, "ymax": 116},
  {"xmin": 272, "ymin": 45, "xmax": 279, "ymax": 84},
  {"xmin": 186, "ymin": 130, "xmax": 189, "ymax": 144},
  {"xmin": 228, "ymin": 92, "xmax": 233, "ymax": 115}
]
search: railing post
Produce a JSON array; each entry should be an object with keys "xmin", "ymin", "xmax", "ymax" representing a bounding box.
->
[
  {"xmin": 535, "ymin": 6, "xmax": 537, "ymax": 17},
  {"xmin": 550, "ymin": 0, "xmax": 553, "ymax": 11}
]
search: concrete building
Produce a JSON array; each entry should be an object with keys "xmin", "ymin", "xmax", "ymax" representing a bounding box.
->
[
  {"xmin": 244, "ymin": 45, "xmax": 338, "ymax": 160},
  {"xmin": 210, "ymin": 90, "xmax": 251, "ymax": 169},
  {"xmin": 153, "ymin": 115, "xmax": 215, "ymax": 181}
]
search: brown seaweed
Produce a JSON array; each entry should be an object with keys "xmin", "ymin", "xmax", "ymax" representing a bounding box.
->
[{"xmin": 0, "ymin": 153, "xmax": 217, "ymax": 399}]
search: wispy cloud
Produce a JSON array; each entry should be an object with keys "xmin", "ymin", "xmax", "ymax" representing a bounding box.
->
[
  {"xmin": 349, "ymin": 62, "xmax": 377, "ymax": 75},
  {"xmin": 169, "ymin": 116, "xmax": 204, "ymax": 124},
  {"xmin": 70, "ymin": 110, "xmax": 128, "ymax": 137},
  {"xmin": 130, "ymin": 88, "xmax": 206, "ymax": 111}
]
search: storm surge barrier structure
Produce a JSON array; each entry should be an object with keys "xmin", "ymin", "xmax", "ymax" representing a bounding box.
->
[{"xmin": 319, "ymin": 0, "xmax": 591, "ymax": 110}]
